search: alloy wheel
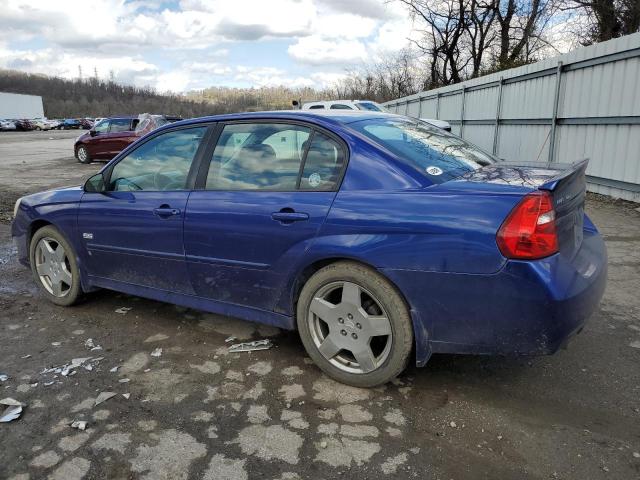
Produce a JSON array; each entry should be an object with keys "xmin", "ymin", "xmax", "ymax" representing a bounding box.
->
[
  {"xmin": 307, "ymin": 281, "xmax": 393, "ymax": 374},
  {"xmin": 35, "ymin": 237, "xmax": 73, "ymax": 297},
  {"xmin": 77, "ymin": 147, "xmax": 87, "ymax": 162}
]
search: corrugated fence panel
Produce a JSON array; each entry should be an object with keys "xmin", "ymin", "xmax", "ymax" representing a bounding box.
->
[
  {"xmin": 561, "ymin": 56, "xmax": 640, "ymax": 118},
  {"xmin": 407, "ymin": 100, "xmax": 420, "ymax": 117},
  {"xmin": 420, "ymin": 97, "xmax": 438, "ymax": 118},
  {"xmin": 464, "ymin": 86, "xmax": 499, "ymax": 119},
  {"xmin": 463, "ymin": 124, "xmax": 495, "ymax": 151},
  {"xmin": 498, "ymin": 124, "xmax": 551, "ymax": 163},
  {"xmin": 556, "ymin": 124, "xmax": 640, "ymax": 183},
  {"xmin": 500, "ymin": 75, "xmax": 556, "ymax": 119},
  {"xmin": 439, "ymin": 93, "xmax": 463, "ymax": 120},
  {"xmin": 383, "ymin": 32, "xmax": 640, "ymax": 201}
]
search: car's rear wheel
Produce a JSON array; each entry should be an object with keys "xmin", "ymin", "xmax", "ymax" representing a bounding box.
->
[
  {"xmin": 297, "ymin": 261, "xmax": 413, "ymax": 387},
  {"xmin": 29, "ymin": 226, "xmax": 82, "ymax": 306},
  {"xmin": 76, "ymin": 145, "xmax": 91, "ymax": 164}
]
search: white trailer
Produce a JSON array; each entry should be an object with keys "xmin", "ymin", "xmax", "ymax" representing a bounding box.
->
[{"xmin": 0, "ymin": 92, "xmax": 45, "ymax": 119}]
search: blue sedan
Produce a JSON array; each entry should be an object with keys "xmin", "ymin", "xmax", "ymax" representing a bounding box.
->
[{"xmin": 11, "ymin": 111, "xmax": 607, "ymax": 387}]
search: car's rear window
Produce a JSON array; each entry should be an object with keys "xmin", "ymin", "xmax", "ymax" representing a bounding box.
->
[
  {"xmin": 351, "ymin": 118, "xmax": 495, "ymax": 183},
  {"xmin": 355, "ymin": 102, "xmax": 385, "ymax": 112}
]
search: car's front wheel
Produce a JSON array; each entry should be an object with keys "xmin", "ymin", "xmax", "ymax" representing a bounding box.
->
[
  {"xmin": 29, "ymin": 226, "xmax": 82, "ymax": 306},
  {"xmin": 76, "ymin": 145, "xmax": 91, "ymax": 164},
  {"xmin": 297, "ymin": 261, "xmax": 414, "ymax": 387}
]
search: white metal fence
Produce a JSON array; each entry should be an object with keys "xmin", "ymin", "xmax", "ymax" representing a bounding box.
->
[{"xmin": 384, "ymin": 33, "xmax": 640, "ymax": 202}]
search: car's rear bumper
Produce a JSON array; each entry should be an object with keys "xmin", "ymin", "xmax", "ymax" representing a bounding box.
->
[{"xmin": 383, "ymin": 224, "xmax": 607, "ymax": 361}]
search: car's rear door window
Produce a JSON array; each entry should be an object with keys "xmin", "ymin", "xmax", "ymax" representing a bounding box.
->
[
  {"xmin": 205, "ymin": 123, "xmax": 347, "ymax": 191},
  {"xmin": 108, "ymin": 127, "xmax": 207, "ymax": 191},
  {"xmin": 206, "ymin": 123, "xmax": 311, "ymax": 190},
  {"xmin": 109, "ymin": 119, "xmax": 133, "ymax": 133}
]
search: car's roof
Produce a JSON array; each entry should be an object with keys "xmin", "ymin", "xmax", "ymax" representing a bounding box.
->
[{"xmin": 166, "ymin": 110, "xmax": 403, "ymax": 130}]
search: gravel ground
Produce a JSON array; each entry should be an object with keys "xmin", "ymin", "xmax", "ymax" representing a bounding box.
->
[{"xmin": 1, "ymin": 131, "xmax": 639, "ymax": 480}]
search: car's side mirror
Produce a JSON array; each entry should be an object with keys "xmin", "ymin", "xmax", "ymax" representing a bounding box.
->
[
  {"xmin": 84, "ymin": 172, "xmax": 107, "ymax": 193},
  {"xmin": 89, "ymin": 129, "xmax": 97, "ymax": 137}
]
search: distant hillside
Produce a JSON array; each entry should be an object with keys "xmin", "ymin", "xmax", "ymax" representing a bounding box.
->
[{"xmin": 0, "ymin": 69, "xmax": 215, "ymax": 119}]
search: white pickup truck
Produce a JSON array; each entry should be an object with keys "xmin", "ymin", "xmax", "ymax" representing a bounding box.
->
[{"xmin": 297, "ymin": 99, "xmax": 452, "ymax": 131}]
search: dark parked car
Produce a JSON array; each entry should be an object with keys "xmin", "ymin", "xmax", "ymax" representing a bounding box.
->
[
  {"xmin": 74, "ymin": 115, "xmax": 180, "ymax": 164},
  {"xmin": 59, "ymin": 119, "xmax": 82, "ymax": 130},
  {"xmin": 12, "ymin": 111, "xmax": 607, "ymax": 387},
  {"xmin": 80, "ymin": 118, "xmax": 94, "ymax": 130},
  {"xmin": 13, "ymin": 119, "xmax": 35, "ymax": 131}
]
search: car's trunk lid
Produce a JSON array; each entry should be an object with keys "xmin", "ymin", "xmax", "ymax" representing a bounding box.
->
[
  {"xmin": 456, "ymin": 159, "xmax": 588, "ymax": 259},
  {"xmin": 537, "ymin": 159, "xmax": 588, "ymax": 259}
]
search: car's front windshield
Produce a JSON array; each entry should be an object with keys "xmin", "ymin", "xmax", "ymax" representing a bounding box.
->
[{"xmin": 350, "ymin": 117, "xmax": 496, "ymax": 183}]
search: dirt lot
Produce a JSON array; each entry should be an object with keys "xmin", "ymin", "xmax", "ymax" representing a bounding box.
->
[{"xmin": 1, "ymin": 131, "xmax": 639, "ymax": 480}]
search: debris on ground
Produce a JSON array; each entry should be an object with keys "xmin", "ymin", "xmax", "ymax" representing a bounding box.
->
[
  {"xmin": 51, "ymin": 342, "xmax": 61, "ymax": 346},
  {"xmin": 70, "ymin": 420, "xmax": 88, "ymax": 431},
  {"xmin": 118, "ymin": 378, "xmax": 130, "ymax": 383},
  {"xmin": 225, "ymin": 336, "xmax": 237, "ymax": 343},
  {"xmin": 150, "ymin": 348, "xmax": 163, "ymax": 357},
  {"xmin": 0, "ymin": 398, "xmax": 25, "ymax": 423},
  {"xmin": 122, "ymin": 393, "xmax": 131, "ymax": 400},
  {"xmin": 94, "ymin": 392, "xmax": 117, "ymax": 407},
  {"xmin": 84, "ymin": 338, "xmax": 102, "ymax": 351},
  {"xmin": 110, "ymin": 366, "xmax": 119, "ymax": 373},
  {"xmin": 115, "ymin": 307, "xmax": 132, "ymax": 314},
  {"xmin": 228, "ymin": 339, "xmax": 273, "ymax": 353},
  {"xmin": 41, "ymin": 357, "xmax": 103, "ymax": 379},
  {"xmin": 449, "ymin": 421, "xmax": 457, "ymax": 428},
  {"xmin": 20, "ymin": 354, "xmax": 31, "ymax": 359},
  {"xmin": 0, "ymin": 373, "xmax": 8, "ymax": 382}
]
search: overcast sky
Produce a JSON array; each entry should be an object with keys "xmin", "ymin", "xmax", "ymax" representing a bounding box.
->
[{"xmin": 0, "ymin": 0, "xmax": 419, "ymax": 93}]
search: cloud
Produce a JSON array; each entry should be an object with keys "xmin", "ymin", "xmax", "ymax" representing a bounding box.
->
[
  {"xmin": 288, "ymin": 36, "xmax": 369, "ymax": 65},
  {"xmin": 0, "ymin": 45, "xmax": 158, "ymax": 85},
  {"xmin": 316, "ymin": 0, "xmax": 391, "ymax": 19},
  {"xmin": 0, "ymin": 0, "xmax": 419, "ymax": 92}
]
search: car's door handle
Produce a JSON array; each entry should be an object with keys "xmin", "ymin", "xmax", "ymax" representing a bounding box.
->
[
  {"xmin": 153, "ymin": 207, "xmax": 181, "ymax": 218},
  {"xmin": 271, "ymin": 210, "xmax": 309, "ymax": 223}
]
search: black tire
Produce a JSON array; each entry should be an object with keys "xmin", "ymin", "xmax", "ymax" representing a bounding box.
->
[
  {"xmin": 76, "ymin": 145, "xmax": 91, "ymax": 164},
  {"xmin": 29, "ymin": 225, "xmax": 83, "ymax": 306},
  {"xmin": 35, "ymin": 126, "xmax": 41, "ymax": 131},
  {"xmin": 297, "ymin": 261, "xmax": 414, "ymax": 387}
]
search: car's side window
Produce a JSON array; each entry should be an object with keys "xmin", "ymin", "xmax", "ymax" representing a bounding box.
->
[
  {"xmin": 109, "ymin": 119, "xmax": 132, "ymax": 133},
  {"xmin": 308, "ymin": 105, "xmax": 325, "ymax": 109},
  {"xmin": 330, "ymin": 104, "xmax": 353, "ymax": 110},
  {"xmin": 93, "ymin": 120, "xmax": 109, "ymax": 134},
  {"xmin": 108, "ymin": 127, "xmax": 206, "ymax": 192},
  {"xmin": 299, "ymin": 132, "xmax": 346, "ymax": 191},
  {"xmin": 206, "ymin": 123, "xmax": 311, "ymax": 191}
]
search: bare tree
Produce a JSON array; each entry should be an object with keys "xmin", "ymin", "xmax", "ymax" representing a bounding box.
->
[
  {"xmin": 396, "ymin": 0, "xmax": 560, "ymax": 83},
  {"xmin": 562, "ymin": 0, "xmax": 640, "ymax": 43}
]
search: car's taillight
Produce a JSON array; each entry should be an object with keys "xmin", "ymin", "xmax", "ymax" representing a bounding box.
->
[{"xmin": 497, "ymin": 191, "xmax": 558, "ymax": 259}]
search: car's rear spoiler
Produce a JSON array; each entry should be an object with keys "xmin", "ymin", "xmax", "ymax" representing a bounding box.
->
[{"xmin": 538, "ymin": 159, "xmax": 589, "ymax": 192}]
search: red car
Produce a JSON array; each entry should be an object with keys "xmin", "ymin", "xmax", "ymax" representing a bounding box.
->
[
  {"xmin": 74, "ymin": 117, "xmax": 140, "ymax": 164},
  {"xmin": 74, "ymin": 115, "xmax": 181, "ymax": 163}
]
